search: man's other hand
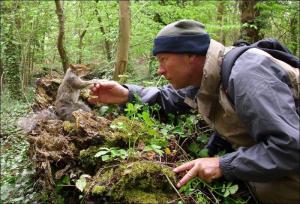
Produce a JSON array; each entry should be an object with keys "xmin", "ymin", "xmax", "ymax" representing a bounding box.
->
[{"xmin": 173, "ymin": 157, "xmax": 222, "ymax": 188}]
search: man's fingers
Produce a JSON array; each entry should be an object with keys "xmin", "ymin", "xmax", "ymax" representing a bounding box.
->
[
  {"xmin": 173, "ymin": 160, "xmax": 195, "ymax": 173},
  {"xmin": 88, "ymin": 97, "xmax": 99, "ymax": 104},
  {"xmin": 176, "ymin": 166, "xmax": 198, "ymax": 188}
]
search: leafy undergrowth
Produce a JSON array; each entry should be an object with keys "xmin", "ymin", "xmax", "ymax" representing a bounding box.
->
[
  {"xmin": 1, "ymin": 75, "xmax": 252, "ymax": 204},
  {"xmin": 0, "ymin": 91, "xmax": 38, "ymax": 203}
]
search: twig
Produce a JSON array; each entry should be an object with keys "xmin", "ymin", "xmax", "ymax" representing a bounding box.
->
[
  {"xmin": 155, "ymin": 75, "xmax": 163, "ymax": 87},
  {"xmin": 167, "ymin": 197, "xmax": 187, "ymax": 204},
  {"xmin": 164, "ymin": 174, "xmax": 185, "ymax": 202},
  {"xmin": 207, "ymin": 188, "xmax": 219, "ymax": 204},
  {"xmin": 180, "ymin": 137, "xmax": 189, "ymax": 148},
  {"xmin": 173, "ymin": 140, "xmax": 190, "ymax": 160},
  {"xmin": 153, "ymin": 160, "xmax": 177, "ymax": 167}
]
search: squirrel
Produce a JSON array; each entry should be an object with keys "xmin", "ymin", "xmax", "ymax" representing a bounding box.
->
[{"xmin": 55, "ymin": 64, "xmax": 99, "ymax": 121}]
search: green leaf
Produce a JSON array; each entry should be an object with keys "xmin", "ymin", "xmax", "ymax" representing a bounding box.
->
[
  {"xmin": 224, "ymin": 189, "xmax": 230, "ymax": 197},
  {"xmin": 75, "ymin": 176, "xmax": 87, "ymax": 192},
  {"xmin": 101, "ymin": 155, "xmax": 111, "ymax": 161},
  {"xmin": 150, "ymin": 144, "xmax": 161, "ymax": 149},
  {"xmin": 95, "ymin": 150, "xmax": 109, "ymax": 158},
  {"xmin": 153, "ymin": 148, "xmax": 163, "ymax": 156},
  {"xmin": 188, "ymin": 143, "xmax": 200, "ymax": 155},
  {"xmin": 98, "ymin": 147, "xmax": 110, "ymax": 151},
  {"xmin": 143, "ymin": 146, "xmax": 153, "ymax": 151},
  {"xmin": 141, "ymin": 111, "xmax": 154, "ymax": 126},
  {"xmin": 229, "ymin": 184, "xmax": 238, "ymax": 194},
  {"xmin": 198, "ymin": 149, "xmax": 209, "ymax": 157},
  {"xmin": 110, "ymin": 149, "xmax": 119, "ymax": 157}
]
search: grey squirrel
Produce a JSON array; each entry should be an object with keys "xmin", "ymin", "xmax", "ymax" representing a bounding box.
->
[{"xmin": 55, "ymin": 64, "xmax": 100, "ymax": 121}]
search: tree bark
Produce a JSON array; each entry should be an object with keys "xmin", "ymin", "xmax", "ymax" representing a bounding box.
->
[
  {"xmin": 113, "ymin": 0, "xmax": 130, "ymax": 81},
  {"xmin": 55, "ymin": 0, "xmax": 69, "ymax": 72},
  {"xmin": 239, "ymin": 0, "xmax": 261, "ymax": 43},
  {"xmin": 77, "ymin": 29, "xmax": 87, "ymax": 64}
]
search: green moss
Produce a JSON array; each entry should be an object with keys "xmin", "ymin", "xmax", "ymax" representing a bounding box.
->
[
  {"xmin": 90, "ymin": 169, "xmax": 114, "ymax": 195},
  {"xmin": 62, "ymin": 121, "xmax": 75, "ymax": 133},
  {"xmin": 110, "ymin": 161, "xmax": 176, "ymax": 202},
  {"xmin": 92, "ymin": 185, "xmax": 106, "ymax": 195},
  {"xmin": 124, "ymin": 190, "xmax": 169, "ymax": 204},
  {"xmin": 97, "ymin": 168, "xmax": 114, "ymax": 184},
  {"xmin": 68, "ymin": 142, "xmax": 78, "ymax": 154},
  {"xmin": 87, "ymin": 160, "xmax": 176, "ymax": 203},
  {"xmin": 79, "ymin": 146, "xmax": 100, "ymax": 168}
]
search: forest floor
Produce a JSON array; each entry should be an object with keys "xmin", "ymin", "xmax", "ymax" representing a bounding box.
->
[
  {"xmin": 0, "ymin": 91, "xmax": 38, "ymax": 203},
  {"xmin": 0, "ymin": 75, "xmax": 253, "ymax": 204}
]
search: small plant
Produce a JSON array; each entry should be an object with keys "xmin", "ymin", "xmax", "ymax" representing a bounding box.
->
[
  {"xmin": 94, "ymin": 147, "xmax": 128, "ymax": 161},
  {"xmin": 188, "ymin": 142, "xmax": 209, "ymax": 158},
  {"xmin": 143, "ymin": 144, "xmax": 164, "ymax": 156},
  {"xmin": 179, "ymin": 178, "xmax": 248, "ymax": 204},
  {"xmin": 75, "ymin": 174, "xmax": 91, "ymax": 192}
]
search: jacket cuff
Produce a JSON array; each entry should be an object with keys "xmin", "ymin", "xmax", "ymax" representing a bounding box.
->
[
  {"xmin": 219, "ymin": 152, "xmax": 237, "ymax": 180},
  {"xmin": 122, "ymin": 84, "xmax": 136, "ymax": 103}
]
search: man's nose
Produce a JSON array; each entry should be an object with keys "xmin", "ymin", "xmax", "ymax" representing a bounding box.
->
[{"xmin": 157, "ymin": 65, "xmax": 165, "ymax": 75}]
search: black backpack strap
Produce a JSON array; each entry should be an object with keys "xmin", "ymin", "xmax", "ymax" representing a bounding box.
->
[
  {"xmin": 221, "ymin": 39, "xmax": 300, "ymax": 93},
  {"xmin": 259, "ymin": 48, "xmax": 299, "ymax": 68},
  {"xmin": 221, "ymin": 46, "xmax": 251, "ymax": 92},
  {"xmin": 254, "ymin": 39, "xmax": 300, "ymax": 68},
  {"xmin": 253, "ymin": 38, "xmax": 292, "ymax": 53}
]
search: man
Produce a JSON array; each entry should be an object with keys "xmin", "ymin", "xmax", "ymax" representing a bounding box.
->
[{"xmin": 89, "ymin": 20, "xmax": 300, "ymax": 204}]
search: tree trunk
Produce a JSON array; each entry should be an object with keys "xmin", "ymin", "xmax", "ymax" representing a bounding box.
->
[
  {"xmin": 113, "ymin": 0, "xmax": 130, "ymax": 82},
  {"xmin": 55, "ymin": 0, "xmax": 69, "ymax": 72},
  {"xmin": 21, "ymin": 18, "xmax": 36, "ymax": 93},
  {"xmin": 77, "ymin": 29, "xmax": 87, "ymax": 64},
  {"xmin": 217, "ymin": 0, "xmax": 225, "ymax": 44},
  {"xmin": 95, "ymin": 8, "xmax": 112, "ymax": 62},
  {"xmin": 1, "ymin": 2, "xmax": 24, "ymax": 100},
  {"xmin": 239, "ymin": 0, "xmax": 261, "ymax": 43}
]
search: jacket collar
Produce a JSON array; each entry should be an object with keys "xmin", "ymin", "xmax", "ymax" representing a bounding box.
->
[{"xmin": 196, "ymin": 39, "xmax": 225, "ymax": 117}]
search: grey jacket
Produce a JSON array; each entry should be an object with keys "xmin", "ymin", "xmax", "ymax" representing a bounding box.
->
[{"xmin": 125, "ymin": 51, "xmax": 300, "ymax": 182}]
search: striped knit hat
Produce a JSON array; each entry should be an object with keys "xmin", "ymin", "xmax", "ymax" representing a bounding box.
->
[{"xmin": 152, "ymin": 20, "xmax": 210, "ymax": 56}]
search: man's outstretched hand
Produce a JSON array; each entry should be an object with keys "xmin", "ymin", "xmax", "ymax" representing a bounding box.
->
[
  {"xmin": 173, "ymin": 157, "xmax": 222, "ymax": 188},
  {"xmin": 89, "ymin": 80, "xmax": 129, "ymax": 105}
]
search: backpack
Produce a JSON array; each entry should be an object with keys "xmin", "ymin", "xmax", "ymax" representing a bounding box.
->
[{"xmin": 221, "ymin": 39, "xmax": 300, "ymax": 92}]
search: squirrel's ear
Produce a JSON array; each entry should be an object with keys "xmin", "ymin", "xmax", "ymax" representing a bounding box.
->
[{"xmin": 69, "ymin": 64, "xmax": 75, "ymax": 69}]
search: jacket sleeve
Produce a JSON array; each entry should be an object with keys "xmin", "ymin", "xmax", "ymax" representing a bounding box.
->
[
  {"xmin": 219, "ymin": 51, "xmax": 300, "ymax": 182},
  {"xmin": 123, "ymin": 84, "xmax": 199, "ymax": 115}
]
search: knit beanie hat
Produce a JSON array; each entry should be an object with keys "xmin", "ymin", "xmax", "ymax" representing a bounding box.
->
[{"xmin": 152, "ymin": 20, "xmax": 210, "ymax": 56}]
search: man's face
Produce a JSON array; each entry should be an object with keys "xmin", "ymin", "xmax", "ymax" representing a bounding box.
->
[{"xmin": 156, "ymin": 53, "xmax": 195, "ymax": 89}]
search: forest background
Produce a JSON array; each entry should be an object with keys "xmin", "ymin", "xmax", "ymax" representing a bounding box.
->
[{"xmin": 0, "ymin": 0, "xmax": 299, "ymax": 203}]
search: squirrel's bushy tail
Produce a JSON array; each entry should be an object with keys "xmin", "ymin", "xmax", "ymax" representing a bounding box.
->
[{"xmin": 17, "ymin": 107, "xmax": 58, "ymax": 133}]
